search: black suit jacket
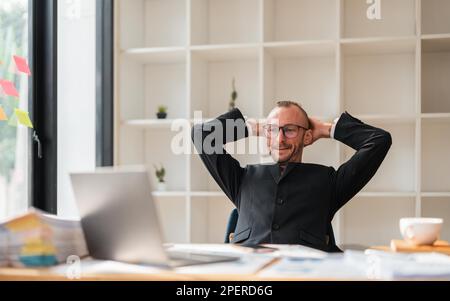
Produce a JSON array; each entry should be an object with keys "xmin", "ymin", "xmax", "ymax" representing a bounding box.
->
[{"xmin": 191, "ymin": 108, "xmax": 392, "ymax": 252}]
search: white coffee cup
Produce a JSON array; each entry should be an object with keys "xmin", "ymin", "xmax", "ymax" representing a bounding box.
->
[{"xmin": 399, "ymin": 218, "xmax": 443, "ymax": 246}]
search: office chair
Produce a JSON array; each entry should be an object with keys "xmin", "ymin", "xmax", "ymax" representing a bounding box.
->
[
  {"xmin": 224, "ymin": 208, "xmax": 239, "ymax": 243},
  {"xmin": 224, "ymin": 208, "xmax": 342, "ymax": 252}
]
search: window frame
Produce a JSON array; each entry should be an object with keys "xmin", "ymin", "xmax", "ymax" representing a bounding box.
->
[
  {"xmin": 29, "ymin": 0, "xmax": 58, "ymax": 214},
  {"xmin": 96, "ymin": 0, "xmax": 114, "ymax": 167},
  {"xmin": 28, "ymin": 0, "xmax": 115, "ymax": 214}
]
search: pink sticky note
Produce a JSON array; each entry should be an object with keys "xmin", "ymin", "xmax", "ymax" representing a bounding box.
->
[
  {"xmin": 13, "ymin": 55, "xmax": 31, "ymax": 76},
  {"xmin": 0, "ymin": 80, "xmax": 20, "ymax": 97}
]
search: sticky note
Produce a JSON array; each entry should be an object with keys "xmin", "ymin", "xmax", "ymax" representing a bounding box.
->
[
  {"xmin": 14, "ymin": 109, "xmax": 33, "ymax": 128},
  {"xmin": 0, "ymin": 105, "xmax": 7, "ymax": 121},
  {"xmin": 13, "ymin": 55, "xmax": 31, "ymax": 76},
  {"xmin": 0, "ymin": 80, "xmax": 20, "ymax": 97}
]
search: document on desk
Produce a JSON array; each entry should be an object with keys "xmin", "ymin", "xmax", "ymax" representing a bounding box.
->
[
  {"xmin": 167, "ymin": 243, "xmax": 327, "ymax": 259},
  {"xmin": 259, "ymin": 254, "xmax": 367, "ymax": 280},
  {"xmin": 358, "ymin": 249, "xmax": 450, "ymax": 280},
  {"xmin": 261, "ymin": 244, "xmax": 328, "ymax": 259},
  {"xmin": 165, "ymin": 244, "xmax": 256, "ymax": 256},
  {"xmin": 50, "ymin": 245, "xmax": 276, "ymax": 276},
  {"xmin": 51, "ymin": 259, "xmax": 164, "ymax": 276},
  {"xmin": 166, "ymin": 244, "xmax": 274, "ymax": 275},
  {"xmin": 174, "ymin": 254, "xmax": 275, "ymax": 275},
  {"xmin": 261, "ymin": 250, "xmax": 450, "ymax": 280},
  {"xmin": 167, "ymin": 244, "xmax": 324, "ymax": 275},
  {"xmin": 0, "ymin": 208, "xmax": 88, "ymax": 267}
]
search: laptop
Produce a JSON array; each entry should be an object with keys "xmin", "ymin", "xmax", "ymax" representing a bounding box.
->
[{"xmin": 70, "ymin": 166, "xmax": 239, "ymax": 268}]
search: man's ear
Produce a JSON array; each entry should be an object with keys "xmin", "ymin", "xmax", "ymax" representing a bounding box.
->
[{"xmin": 303, "ymin": 130, "xmax": 313, "ymax": 147}]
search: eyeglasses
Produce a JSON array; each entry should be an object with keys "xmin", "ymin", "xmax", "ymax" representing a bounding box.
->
[{"xmin": 262, "ymin": 124, "xmax": 310, "ymax": 139}]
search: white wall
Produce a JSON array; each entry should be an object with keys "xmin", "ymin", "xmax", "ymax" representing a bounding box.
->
[{"xmin": 57, "ymin": 0, "xmax": 96, "ymax": 218}]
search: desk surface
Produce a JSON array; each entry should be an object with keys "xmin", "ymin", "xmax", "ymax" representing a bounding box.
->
[
  {"xmin": 0, "ymin": 258, "xmax": 339, "ymax": 281},
  {"xmin": 1, "ymin": 244, "xmax": 449, "ymax": 281}
]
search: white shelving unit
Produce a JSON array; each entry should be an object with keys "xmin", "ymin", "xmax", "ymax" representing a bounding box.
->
[{"xmin": 115, "ymin": 0, "xmax": 450, "ymax": 247}]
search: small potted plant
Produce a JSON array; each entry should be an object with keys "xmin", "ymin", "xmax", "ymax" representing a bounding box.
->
[
  {"xmin": 156, "ymin": 105, "xmax": 168, "ymax": 119},
  {"xmin": 229, "ymin": 77, "xmax": 238, "ymax": 111},
  {"xmin": 153, "ymin": 163, "xmax": 166, "ymax": 191}
]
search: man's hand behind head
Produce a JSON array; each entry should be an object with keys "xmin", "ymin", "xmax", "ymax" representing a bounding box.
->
[{"xmin": 307, "ymin": 117, "xmax": 332, "ymax": 147}]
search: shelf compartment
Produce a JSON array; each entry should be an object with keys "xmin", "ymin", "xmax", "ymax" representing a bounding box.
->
[
  {"xmin": 343, "ymin": 39, "xmax": 416, "ymax": 116},
  {"xmin": 190, "ymin": 135, "xmax": 263, "ymax": 192},
  {"xmin": 190, "ymin": 0, "xmax": 261, "ymax": 45},
  {"xmin": 190, "ymin": 153, "xmax": 222, "ymax": 192},
  {"xmin": 421, "ymin": 120, "xmax": 450, "ymax": 193},
  {"xmin": 144, "ymin": 63, "xmax": 188, "ymax": 119},
  {"xmin": 190, "ymin": 47, "xmax": 261, "ymax": 118},
  {"xmin": 223, "ymin": 136, "xmax": 268, "ymax": 167},
  {"xmin": 119, "ymin": 56, "xmax": 188, "ymax": 120},
  {"xmin": 421, "ymin": 197, "xmax": 450, "ymax": 242},
  {"xmin": 421, "ymin": 0, "xmax": 450, "ymax": 35},
  {"xmin": 118, "ymin": 127, "xmax": 146, "ymax": 165},
  {"xmin": 343, "ymin": 197, "xmax": 415, "ymax": 246},
  {"xmin": 303, "ymin": 139, "xmax": 340, "ymax": 169},
  {"xmin": 145, "ymin": 130, "xmax": 189, "ymax": 191},
  {"xmin": 119, "ymin": 0, "xmax": 187, "ymax": 49},
  {"xmin": 421, "ymin": 37, "xmax": 450, "ymax": 114},
  {"xmin": 263, "ymin": 43, "xmax": 338, "ymax": 118},
  {"xmin": 342, "ymin": 0, "xmax": 416, "ymax": 38},
  {"xmin": 190, "ymin": 196, "xmax": 235, "ymax": 243},
  {"xmin": 263, "ymin": 0, "xmax": 338, "ymax": 42},
  {"xmin": 154, "ymin": 196, "xmax": 189, "ymax": 243},
  {"xmin": 342, "ymin": 122, "xmax": 416, "ymax": 193}
]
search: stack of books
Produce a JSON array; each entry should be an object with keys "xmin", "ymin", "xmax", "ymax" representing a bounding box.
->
[{"xmin": 0, "ymin": 208, "xmax": 88, "ymax": 267}]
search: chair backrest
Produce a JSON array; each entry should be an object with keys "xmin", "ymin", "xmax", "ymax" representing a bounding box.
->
[
  {"xmin": 224, "ymin": 208, "xmax": 239, "ymax": 243},
  {"xmin": 224, "ymin": 208, "xmax": 343, "ymax": 252}
]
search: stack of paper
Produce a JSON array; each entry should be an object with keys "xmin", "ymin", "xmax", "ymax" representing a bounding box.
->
[
  {"xmin": 360, "ymin": 249, "xmax": 450, "ymax": 280},
  {"xmin": 259, "ymin": 249, "xmax": 450, "ymax": 280},
  {"xmin": 0, "ymin": 208, "xmax": 88, "ymax": 267},
  {"xmin": 259, "ymin": 254, "xmax": 367, "ymax": 280}
]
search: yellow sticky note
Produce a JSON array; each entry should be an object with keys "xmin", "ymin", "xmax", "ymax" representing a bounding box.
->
[
  {"xmin": 0, "ymin": 105, "xmax": 7, "ymax": 121},
  {"xmin": 14, "ymin": 108, "xmax": 34, "ymax": 128}
]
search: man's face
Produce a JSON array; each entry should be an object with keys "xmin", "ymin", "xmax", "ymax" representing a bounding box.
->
[{"xmin": 265, "ymin": 106, "xmax": 311, "ymax": 163}]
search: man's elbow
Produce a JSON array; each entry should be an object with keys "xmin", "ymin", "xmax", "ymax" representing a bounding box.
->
[{"xmin": 381, "ymin": 130, "xmax": 392, "ymax": 153}]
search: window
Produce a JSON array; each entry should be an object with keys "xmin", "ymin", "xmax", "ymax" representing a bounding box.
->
[
  {"xmin": 0, "ymin": 0, "xmax": 30, "ymax": 219},
  {"xmin": 0, "ymin": 0, "xmax": 114, "ymax": 218},
  {"xmin": 57, "ymin": 0, "xmax": 113, "ymax": 218}
]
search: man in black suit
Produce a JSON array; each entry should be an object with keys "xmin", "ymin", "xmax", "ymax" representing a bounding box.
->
[{"xmin": 191, "ymin": 101, "xmax": 392, "ymax": 252}]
